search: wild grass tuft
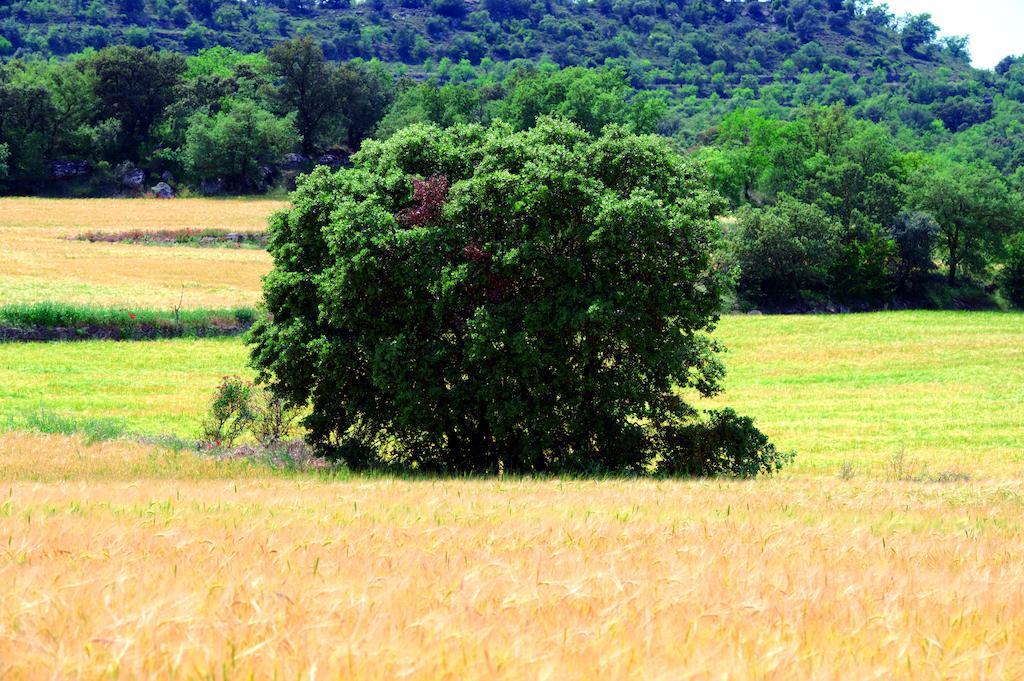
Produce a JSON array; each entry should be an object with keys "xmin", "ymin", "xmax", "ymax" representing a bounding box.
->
[{"xmin": 2, "ymin": 410, "xmax": 127, "ymax": 444}]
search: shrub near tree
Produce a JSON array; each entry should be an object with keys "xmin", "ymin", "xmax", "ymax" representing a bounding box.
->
[{"xmin": 249, "ymin": 118, "xmax": 787, "ymax": 476}]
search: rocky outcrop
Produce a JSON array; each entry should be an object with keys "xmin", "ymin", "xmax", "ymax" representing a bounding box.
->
[
  {"xmin": 151, "ymin": 182, "xmax": 175, "ymax": 199},
  {"xmin": 120, "ymin": 165, "xmax": 145, "ymax": 191},
  {"xmin": 49, "ymin": 160, "xmax": 91, "ymax": 180},
  {"xmin": 279, "ymin": 153, "xmax": 311, "ymax": 170},
  {"xmin": 315, "ymin": 152, "xmax": 347, "ymax": 170}
]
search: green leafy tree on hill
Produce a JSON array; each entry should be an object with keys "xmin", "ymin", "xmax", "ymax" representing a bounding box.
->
[
  {"xmin": 267, "ymin": 38, "xmax": 392, "ymax": 154},
  {"xmin": 899, "ymin": 13, "xmax": 938, "ymax": 58},
  {"xmin": 267, "ymin": 37, "xmax": 346, "ymax": 155},
  {"xmin": 731, "ymin": 195, "xmax": 843, "ymax": 308},
  {"xmin": 81, "ymin": 46, "xmax": 186, "ymax": 160},
  {"xmin": 334, "ymin": 59, "xmax": 394, "ymax": 148}
]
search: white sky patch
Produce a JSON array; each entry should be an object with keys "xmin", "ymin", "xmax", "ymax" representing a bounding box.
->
[{"xmin": 879, "ymin": 0, "xmax": 1023, "ymax": 69}]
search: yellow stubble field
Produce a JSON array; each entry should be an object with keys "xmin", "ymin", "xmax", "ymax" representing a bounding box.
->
[{"xmin": 0, "ymin": 198, "xmax": 282, "ymax": 309}]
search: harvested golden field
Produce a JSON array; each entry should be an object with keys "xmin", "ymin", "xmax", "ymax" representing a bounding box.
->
[
  {"xmin": 2, "ymin": 431, "xmax": 1024, "ymax": 679},
  {"xmin": 0, "ymin": 197, "xmax": 282, "ymax": 309}
]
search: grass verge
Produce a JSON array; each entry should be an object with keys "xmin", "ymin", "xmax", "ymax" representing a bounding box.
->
[{"xmin": 0, "ymin": 302, "xmax": 258, "ymax": 341}]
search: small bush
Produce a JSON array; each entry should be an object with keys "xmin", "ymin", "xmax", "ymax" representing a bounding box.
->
[
  {"xmin": 201, "ymin": 376, "xmax": 256, "ymax": 447},
  {"xmin": 658, "ymin": 408, "xmax": 793, "ymax": 477},
  {"xmin": 201, "ymin": 376, "xmax": 300, "ymax": 448},
  {"xmin": 251, "ymin": 391, "xmax": 300, "ymax": 446}
]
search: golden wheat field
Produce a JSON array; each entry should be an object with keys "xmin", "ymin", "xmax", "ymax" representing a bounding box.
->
[
  {"xmin": 1, "ymin": 431, "xmax": 1023, "ymax": 679},
  {"xmin": 0, "ymin": 198, "xmax": 282, "ymax": 309}
]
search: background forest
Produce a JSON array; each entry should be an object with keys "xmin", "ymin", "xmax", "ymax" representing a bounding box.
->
[{"xmin": 1, "ymin": 0, "xmax": 1022, "ymax": 309}]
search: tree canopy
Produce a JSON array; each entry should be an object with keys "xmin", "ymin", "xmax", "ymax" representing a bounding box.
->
[{"xmin": 249, "ymin": 117, "xmax": 788, "ymax": 474}]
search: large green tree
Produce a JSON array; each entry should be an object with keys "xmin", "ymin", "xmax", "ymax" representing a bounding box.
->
[
  {"xmin": 0, "ymin": 70, "xmax": 58, "ymax": 183},
  {"xmin": 266, "ymin": 37, "xmax": 344, "ymax": 155},
  {"xmin": 182, "ymin": 100, "xmax": 298, "ymax": 190},
  {"xmin": 249, "ymin": 118, "xmax": 781, "ymax": 475},
  {"xmin": 334, "ymin": 59, "xmax": 394, "ymax": 148},
  {"xmin": 731, "ymin": 195, "xmax": 843, "ymax": 308},
  {"xmin": 911, "ymin": 157, "xmax": 1023, "ymax": 285},
  {"xmin": 82, "ymin": 46, "xmax": 185, "ymax": 160}
]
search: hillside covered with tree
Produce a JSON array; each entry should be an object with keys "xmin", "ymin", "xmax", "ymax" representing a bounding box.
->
[{"xmin": 1, "ymin": 0, "xmax": 1023, "ymax": 310}]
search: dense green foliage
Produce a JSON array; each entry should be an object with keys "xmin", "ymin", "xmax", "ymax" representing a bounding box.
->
[
  {"xmin": 887, "ymin": 211, "xmax": 938, "ymax": 292},
  {"xmin": 0, "ymin": 43, "xmax": 394, "ymax": 192},
  {"xmin": 249, "ymin": 118, "xmax": 780, "ymax": 475},
  {"xmin": 706, "ymin": 106, "xmax": 1024, "ymax": 309},
  {"xmin": 1002, "ymin": 233, "xmax": 1024, "ymax": 308},
  {"xmin": 657, "ymin": 408, "xmax": 792, "ymax": 477},
  {"xmin": 182, "ymin": 100, "xmax": 298, "ymax": 189},
  {"xmin": 909, "ymin": 156, "xmax": 1022, "ymax": 286},
  {"xmin": 730, "ymin": 196, "xmax": 842, "ymax": 308},
  {"xmin": 4, "ymin": 0, "xmax": 1024, "ymax": 167},
  {"xmin": 0, "ymin": 0, "xmax": 973, "ymax": 76}
]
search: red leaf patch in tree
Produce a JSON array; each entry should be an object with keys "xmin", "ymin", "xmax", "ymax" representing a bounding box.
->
[
  {"xmin": 484, "ymin": 271, "xmax": 514, "ymax": 303},
  {"xmin": 462, "ymin": 241, "xmax": 492, "ymax": 264},
  {"xmin": 396, "ymin": 174, "xmax": 450, "ymax": 227},
  {"xmin": 462, "ymin": 241, "xmax": 513, "ymax": 303}
]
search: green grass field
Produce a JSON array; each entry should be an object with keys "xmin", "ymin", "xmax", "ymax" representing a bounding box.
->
[
  {"xmin": 714, "ymin": 311, "xmax": 1024, "ymax": 474},
  {"xmin": 2, "ymin": 310, "xmax": 1021, "ymax": 475}
]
